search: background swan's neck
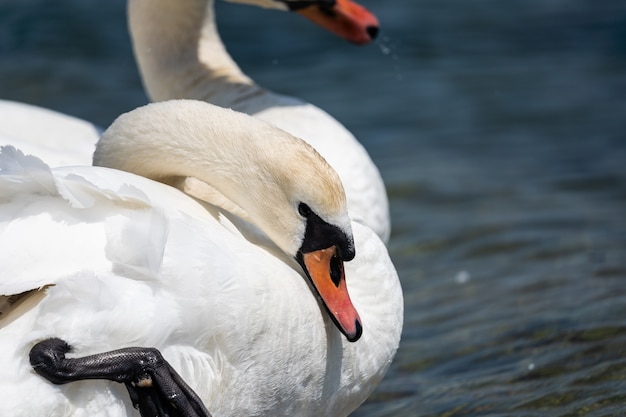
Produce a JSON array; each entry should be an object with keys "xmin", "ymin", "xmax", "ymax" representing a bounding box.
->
[{"xmin": 128, "ymin": 0, "xmax": 261, "ymax": 106}]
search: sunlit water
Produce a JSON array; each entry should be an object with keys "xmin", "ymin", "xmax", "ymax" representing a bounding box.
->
[{"xmin": 1, "ymin": 0, "xmax": 626, "ymax": 415}]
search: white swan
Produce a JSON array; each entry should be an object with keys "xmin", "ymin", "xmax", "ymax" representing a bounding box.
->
[
  {"xmin": 0, "ymin": 100, "xmax": 403, "ymax": 417},
  {"xmin": 130, "ymin": 0, "xmax": 390, "ymax": 242}
]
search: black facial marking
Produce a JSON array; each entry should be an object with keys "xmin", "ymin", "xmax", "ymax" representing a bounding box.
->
[
  {"xmin": 318, "ymin": 3, "xmax": 336, "ymax": 17},
  {"xmin": 282, "ymin": 0, "xmax": 337, "ymax": 12},
  {"xmin": 298, "ymin": 206, "xmax": 355, "ymax": 261}
]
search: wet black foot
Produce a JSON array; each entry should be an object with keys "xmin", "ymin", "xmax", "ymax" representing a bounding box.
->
[{"xmin": 30, "ymin": 338, "xmax": 212, "ymax": 417}]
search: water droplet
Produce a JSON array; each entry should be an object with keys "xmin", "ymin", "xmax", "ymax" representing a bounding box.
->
[
  {"xmin": 379, "ymin": 44, "xmax": 391, "ymax": 55},
  {"xmin": 455, "ymin": 270, "xmax": 470, "ymax": 284}
]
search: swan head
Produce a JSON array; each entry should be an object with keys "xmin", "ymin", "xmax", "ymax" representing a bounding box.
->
[
  {"xmin": 225, "ymin": 0, "xmax": 379, "ymax": 45},
  {"xmin": 94, "ymin": 100, "xmax": 362, "ymax": 342},
  {"xmin": 223, "ymin": 113, "xmax": 363, "ymax": 341},
  {"xmin": 260, "ymin": 145, "xmax": 363, "ymax": 341}
]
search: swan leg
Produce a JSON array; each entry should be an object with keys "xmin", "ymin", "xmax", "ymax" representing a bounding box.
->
[{"xmin": 29, "ymin": 338, "xmax": 212, "ymax": 417}]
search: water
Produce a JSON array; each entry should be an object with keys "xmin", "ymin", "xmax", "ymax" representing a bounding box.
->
[{"xmin": 1, "ymin": 0, "xmax": 626, "ymax": 415}]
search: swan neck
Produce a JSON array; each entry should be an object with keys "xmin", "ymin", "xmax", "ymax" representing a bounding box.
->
[
  {"xmin": 96, "ymin": 108, "xmax": 262, "ymax": 211},
  {"xmin": 128, "ymin": 0, "xmax": 257, "ymax": 105},
  {"xmin": 93, "ymin": 102, "xmax": 310, "ymax": 255}
]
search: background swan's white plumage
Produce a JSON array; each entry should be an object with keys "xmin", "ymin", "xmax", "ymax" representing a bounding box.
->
[{"xmin": 0, "ymin": 99, "xmax": 100, "ymax": 167}]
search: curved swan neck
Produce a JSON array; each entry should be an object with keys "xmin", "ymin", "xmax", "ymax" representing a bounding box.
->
[
  {"xmin": 128, "ymin": 0, "xmax": 260, "ymax": 105},
  {"xmin": 95, "ymin": 101, "xmax": 279, "ymax": 206},
  {"xmin": 93, "ymin": 101, "xmax": 346, "ymax": 256}
]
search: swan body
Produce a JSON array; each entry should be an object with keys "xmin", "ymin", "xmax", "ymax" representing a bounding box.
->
[{"xmin": 0, "ymin": 101, "xmax": 403, "ymax": 417}]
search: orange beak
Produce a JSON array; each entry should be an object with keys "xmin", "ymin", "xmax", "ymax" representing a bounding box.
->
[
  {"xmin": 295, "ymin": 0, "xmax": 380, "ymax": 45},
  {"xmin": 300, "ymin": 246, "xmax": 362, "ymax": 342}
]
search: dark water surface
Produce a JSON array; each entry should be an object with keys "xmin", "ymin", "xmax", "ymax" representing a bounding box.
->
[{"xmin": 2, "ymin": 0, "xmax": 626, "ymax": 415}]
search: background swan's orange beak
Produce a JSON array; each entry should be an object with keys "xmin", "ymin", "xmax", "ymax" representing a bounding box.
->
[
  {"xmin": 301, "ymin": 246, "xmax": 362, "ymax": 342},
  {"xmin": 295, "ymin": 0, "xmax": 379, "ymax": 45}
]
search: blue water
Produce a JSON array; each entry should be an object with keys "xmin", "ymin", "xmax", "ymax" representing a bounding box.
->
[{"xmin": 2, "ymin": 0, "xmax": 626, "ymax": 415}]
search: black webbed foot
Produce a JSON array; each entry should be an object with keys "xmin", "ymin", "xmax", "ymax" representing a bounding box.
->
[{"xmin": 30, "ymin": 338, "xmax": 212, "ymax": 417}]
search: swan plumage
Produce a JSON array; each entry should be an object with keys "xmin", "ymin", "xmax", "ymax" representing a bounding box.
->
[
  {"xmin": 0, "ymin": 100, "xmax": 402, "ymax": 417},
  {"xmin": 0, "ymin": 99, "xmax": 100, "ymax": 167}
]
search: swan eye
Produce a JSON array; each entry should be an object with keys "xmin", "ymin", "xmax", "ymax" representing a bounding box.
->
[{"xmin": 298, "ymin": 203, "xmax": 312, "ymax": 218}]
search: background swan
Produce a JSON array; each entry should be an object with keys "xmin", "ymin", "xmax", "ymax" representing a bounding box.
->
[
  {"xmin": 130, "ymin": 0, "xmax": 390, "ymax": 242},
  {"xmin": 0, "ymin": 100, "xmax": 403, "ymax": 417},
  {"xmin": 0, "ymin": 99, "xmax": 100, "ymax": 167}
]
